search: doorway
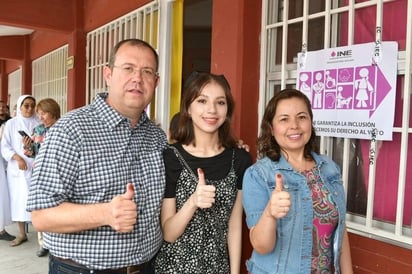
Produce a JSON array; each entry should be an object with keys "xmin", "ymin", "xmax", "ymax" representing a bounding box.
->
[{"xmin": 182, "ymin": 0, "xmax": 212, "ymax": 84}]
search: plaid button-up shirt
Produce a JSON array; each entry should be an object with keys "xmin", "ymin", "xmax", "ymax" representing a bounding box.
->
[{"xmin": 27, "ymin": 93, "xmax": 167, "ymax": 269}]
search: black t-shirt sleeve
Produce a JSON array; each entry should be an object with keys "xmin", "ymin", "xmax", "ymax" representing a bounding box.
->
[
  {"xmin": 234, "ymin": 148, "xmax": 253, "ymax": 190},
  {"xmin": 163, "ymin": 145, "xmax": 253, "ymax": 197},
  {"xmin": 163, "ymin": 146, "xmax": 183, "ymax": 198}
]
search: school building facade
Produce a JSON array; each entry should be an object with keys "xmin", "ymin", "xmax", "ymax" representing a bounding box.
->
[{"xmin": 0, "ymin": 0, "xmax": 411, "ymax": 272}]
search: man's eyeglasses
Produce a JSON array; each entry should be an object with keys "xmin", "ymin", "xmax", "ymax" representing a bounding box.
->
[{"xmin": 112, "ymin": 64, "xmax": 158, "ymax": 81}]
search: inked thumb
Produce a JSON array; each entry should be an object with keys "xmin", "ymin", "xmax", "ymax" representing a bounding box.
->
[
  {"xmin": 123, "ymin": 183, "xmax": 135, "ymax": 200},
  {"xmin": 275, "ymin": 173, "xmax": 283, "ymax": 192},
  {"xmin": 197, "ymin": 168, "xmax": 206, "ymax": 185}
]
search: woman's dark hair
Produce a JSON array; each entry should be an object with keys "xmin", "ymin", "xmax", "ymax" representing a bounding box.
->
[
  {"xmin": 257, "ymin": 88, "xmax": 318, "ymax": 161},
  {"xmin": 21, "ymin": 96, "xmax": 36, "ymax": 106},
  {"xmin": 175, "ymin": 71, "xmax": 237, "ymax": 148},
  {"xmin": 168, "ymin": 112, "xmax": 180, "ymax": 143}
]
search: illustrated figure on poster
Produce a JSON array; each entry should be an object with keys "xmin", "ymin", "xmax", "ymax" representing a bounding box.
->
[
  {"xmin": 339, "ymin": 69, "xmax": 351, "ymax": 82},
  {"xmin": 299, "ymin": 73, "xmax": 312, "ymax": 99},
  {"xmin": 336, "ymin": 87, "xmax": 352, "ymax": 109},
  {"xmin": 325, "ymin": 70, "xmax": 336, "ymax": 89},
  {"xmin": 355, "ymin": 68, "xmax": 374, "ymax": 108},
  {"xmin": 312, "ymin": 72, "xmax": 324, "ymax": 108}
]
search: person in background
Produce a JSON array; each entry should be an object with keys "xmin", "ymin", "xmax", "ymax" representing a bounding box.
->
[
  {"xmin": 154, "ymin": 72, "xmax": 253, "ymax": 273},
  {"xmin": 0, "ymin": 99, "xmax": 15, "ymax": 241},
  {"xmin": 22, "ymin": 98, "xmax": 61, "ymax": 257},
  {"xmin": 11, "ymin": 104, "xmax": 17, "ymax": 118},
  {"xmin": 242, "ymin": 89, "xmax": 353, "ymax": 274},
  {"xmin": 1, "ymin": 95, "xmax": 40, "ymax": 247},
  {"xmin": 0, "ymin": 100, "xmax": 11, "ymax": 139},
  {"xmin": 0, "ymin": 100, "xmax": 11, "ymax": 127},
  {"xmin": 0, "ymin": 144, "xmax": 15, "ymax": 242},
  {"xmin": 26, "ymin": 39, "xmax": 167, "ymax": 274}
]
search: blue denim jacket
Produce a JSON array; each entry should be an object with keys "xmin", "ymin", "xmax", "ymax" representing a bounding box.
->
[{"xmin": 242, "ymin": 152, "xmax": 347, "ymax": 274}]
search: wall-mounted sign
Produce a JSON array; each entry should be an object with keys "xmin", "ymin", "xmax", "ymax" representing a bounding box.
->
[
  {"xmin": 297, "ymin": 42, "xmax": 398, "ymax": 140},
  {"xmin": 66, "ymin": 56, "xmax": 75, "ymax": 70}
]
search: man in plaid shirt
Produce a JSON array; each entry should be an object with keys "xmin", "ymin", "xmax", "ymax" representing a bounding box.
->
[{"xmin": 27, "ymin": 39, "xmax": 167, "ymax": 274}]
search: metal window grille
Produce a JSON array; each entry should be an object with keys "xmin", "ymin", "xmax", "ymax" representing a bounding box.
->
[
  {"xmin": 32, "ymin": 45, "xmax": 68, "ymax": 114},
  {"xmin": 7, "ymin": 68, "xmax": 22, "ymax": 111},
  {"xmin": 86, "ymin": 1, "xmax": 159, "ymax": 105},
  {"xmin": 260, "ymin": 0, "xmax": 412, "ymax": 248},
  {"xmin": 86, "ymin": 0, "xmax": 175, "ymax": 129}
]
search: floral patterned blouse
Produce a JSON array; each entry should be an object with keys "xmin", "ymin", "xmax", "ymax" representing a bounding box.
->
[
  {"xmin": 302, "ymin": 167, "xmax": 339, "ymax": 274},
  {"xmin": 23, "ymin": 124, "xmax": 48, "ymax": 158}
]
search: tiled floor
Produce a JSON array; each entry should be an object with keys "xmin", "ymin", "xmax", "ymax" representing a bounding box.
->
[{"xmin": 0, "ymin": 223, "xmax": 48, "ymax": 274}]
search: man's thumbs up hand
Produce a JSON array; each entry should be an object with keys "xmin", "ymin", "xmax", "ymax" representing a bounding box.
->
[
  {"xmin": 109, "ymin": 183, "xmax": 137, "ymax": 232},
  {"xmin": 122, "ymin": 183, "xmax": 135, "ymax": 200}
]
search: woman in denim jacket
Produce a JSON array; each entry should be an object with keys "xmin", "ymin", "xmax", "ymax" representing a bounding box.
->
[{"xmin": 243, "ymin": 89, "xmax": 353, "ymax": 274}]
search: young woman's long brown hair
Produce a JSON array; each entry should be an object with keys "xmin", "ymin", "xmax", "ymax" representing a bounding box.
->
[{"xmin": 174, "ymin": 71, "xmax": 237, "ymax": 148}]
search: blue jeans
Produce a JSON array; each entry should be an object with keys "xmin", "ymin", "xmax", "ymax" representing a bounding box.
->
[{"xmin": 48, "ymin": 255, "xmax": 155, "ymax": 274}]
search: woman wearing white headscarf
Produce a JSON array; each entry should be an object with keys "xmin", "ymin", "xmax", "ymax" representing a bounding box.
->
[
  {"xmin": 1, "ymin": 95, "xmax": 40, "ymax": 247},
  {"xmin": 0, "ymin": 144, "xmax": 15, "ymax": 241}
]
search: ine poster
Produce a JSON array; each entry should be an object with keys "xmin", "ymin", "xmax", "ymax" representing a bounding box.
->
[{"xmin": 297, "ymin": 42, "xmax": 398, "ymax": 140}]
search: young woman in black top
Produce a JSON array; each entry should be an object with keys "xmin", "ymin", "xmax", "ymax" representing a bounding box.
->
[{"xmin": 154, "ymin": 72, "xmax": 252, "ymax": 274}]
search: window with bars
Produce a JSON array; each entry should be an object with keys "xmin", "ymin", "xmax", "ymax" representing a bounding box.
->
[
  {"xmin": 7, "ymin": 68, "xmax": 22, "ymax": 112},
  {"xmin": 260, "ymin": 0, "xmax": 411, "ymax": 247},
  {"xmin": 86, "ymin": 2, "xmax": 159, "ymax": 105},
  {"xmin": 32, "ymin": 45, "xmax": 68, "ymax": 115}
]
